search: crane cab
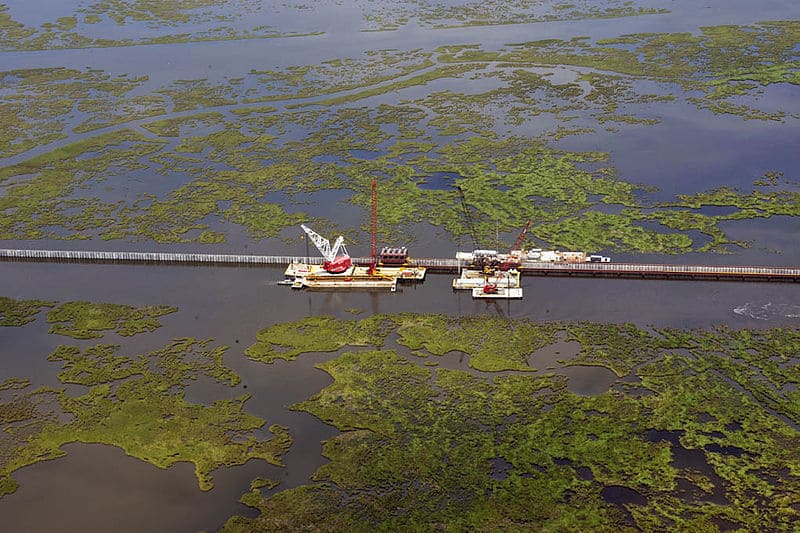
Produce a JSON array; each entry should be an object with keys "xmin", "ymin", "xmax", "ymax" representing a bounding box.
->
[{"xmin": 379, "ymin": 247, "xmax": 408, "ymax": 266}]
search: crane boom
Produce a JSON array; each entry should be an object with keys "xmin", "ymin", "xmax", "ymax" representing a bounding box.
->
[
  {"xmin": 512, "ymin": 220, "xmax": 532, "ymax": 251},
  {"xmin": 456, "ymin": 186, "xmax": 479, "ymax": 250},
  {"xmin": 301, "ymin": 224, "xmax": 335, "ymax": 261},
  {"xmin": 330, "ymin": 235, "xmax": 347, "ymax": 259},
  {"xmin": 300, "ymin": 224, "xmax": 352, "ymax": 273}
]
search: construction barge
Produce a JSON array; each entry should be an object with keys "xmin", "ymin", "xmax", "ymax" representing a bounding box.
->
[
  {"xmin": 284, "ymin": 261, "xmax": 426, "ymax": 291},
  {"xmin": 280, "ymin": 181, "xmax": 429, "ymax": 292}
]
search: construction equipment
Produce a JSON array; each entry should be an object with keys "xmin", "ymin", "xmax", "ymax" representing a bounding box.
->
[
  {"xmin": 368, "ymin": 179, "xmax": 378, "ymax": 275},
  {"xmin": 457, "ymin": 186, "xmax": 500, "ymax": 269},
  {"xmin": 456, "ymin": 186, "xmax": 479, "ymax": 251},
  {"xmin": 300, "ymin": 224, "xmax": 352, "ymax": 273},
  {"xmin": 512, "ymin": 220, "xmax": 532, "ymax": 252},
  {"xmin": 283, "ymin": 181, "xmax": 427, "ymax": 291},
  {"xmin": 500, "ymin": 219, "xmax": 532, "ymax": 270}
]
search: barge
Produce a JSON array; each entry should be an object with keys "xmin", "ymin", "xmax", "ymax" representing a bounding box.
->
[
  {"xmin": 471, "ymin": 286, "xmax": 523, "ymax": 299},
  {"xmin": 452, "ymin": 269, "xmax": 520, "ymax": 290},
  {"xmin": 284, "ymin": 262, "xmax": 426, "ymax": 291}
]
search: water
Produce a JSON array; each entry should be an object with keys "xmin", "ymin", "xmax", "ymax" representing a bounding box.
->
[
  {"xmin": 2, "ymin": 0, "xmax": 800, "ymax": 530},
  {"xmin": 2, "ymin": 444, "xmax": 275, "ymax": 533}
]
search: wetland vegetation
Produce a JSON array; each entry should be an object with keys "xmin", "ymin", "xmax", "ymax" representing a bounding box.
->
[
  {"xmin": 0, "ymin": 1, "xmax": 668, "ymax": 51},
  {"xmin": 0, "ymin": 296, "xmax": 54, "ymax": 326},
  {"xmin": 46, "ymin": 301, "xmax": 178, "ymax": 339},
  {"xmin": 0, "ymin": 1, "xmax": 319, "ymax": 51},
  {"xmin": 2, "ymin": 2, "xmax": 800, "ymax": 531},
  {"xmin": 0, "ymin": 297, "xmax": 290, "ymax": 497},
  {"xmin": 2, "ymin": 20, "xmax": 799, "ymax": 253},
  {"xmin": 226, "ymin": 313, "xmax": 800, "ymax": 531},
  {"xmin": 10, "ymin": 302, "xmax": 798, "ymax": 529}
]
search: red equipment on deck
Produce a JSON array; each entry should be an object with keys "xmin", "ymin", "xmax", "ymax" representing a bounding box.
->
[{"xmin": 323, "ymin": 256, "xmax": 352, "ymax": 274}]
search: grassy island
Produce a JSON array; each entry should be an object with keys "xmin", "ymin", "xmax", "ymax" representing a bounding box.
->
[
  {"xmin": 0, "ymin": 297, "xmax": 291, "ymax": 497},
  {"xmin": 228, "ymin": 314, "xmax": 800, "ymax": 532}
]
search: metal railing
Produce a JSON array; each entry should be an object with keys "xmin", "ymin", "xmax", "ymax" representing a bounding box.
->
[
  {"xmin": 2, "ymin": 249, "xmax": 800, "ymax": 282},
  {"xmin": 517, "ymin": 261, "xmax": 800, "ymax": 280},
  {"xmin": 0, "ymin": 249, "xmax": 323, "ymax": 266}
]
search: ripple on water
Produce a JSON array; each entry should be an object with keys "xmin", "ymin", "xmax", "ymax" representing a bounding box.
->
[{"xmin": 733, "ymin": 301, "xmax": 800, "ymax": 321}]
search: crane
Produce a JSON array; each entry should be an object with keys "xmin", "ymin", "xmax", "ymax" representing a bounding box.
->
[
  {"xmin": 300, "ymin": 224, "xmax": 352, "ymax": 273},
  {"xmin": 456, "ymin": 186, "xmax": 479, "ymax": 251},
  {"xmin": 500, "ymin": 219, "xmax": 531, "ymax": 271},
  {"xmin": 369, "ymin": 179, "xmax": 377, "ymax": 275},
  {"xmin": 512, "ymin": 220, "xmax": 532, "ymax": 252},
  {"xmin": 457, "ymin": 186, "xmax": 501, "ymax": 271}
]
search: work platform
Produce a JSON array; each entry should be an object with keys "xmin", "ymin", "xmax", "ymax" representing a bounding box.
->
[{"xmin": 283, "ymin": 262, "xmax": 426, "ymax": 291}]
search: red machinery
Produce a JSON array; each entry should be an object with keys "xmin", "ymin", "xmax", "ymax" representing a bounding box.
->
[
  {"xmin": 500, "ymin": 219, "xmax": 531, "ymax": 270},
  {"xmin": 300, "ymin": 224, "xmax": 352, "ymax": 274}
]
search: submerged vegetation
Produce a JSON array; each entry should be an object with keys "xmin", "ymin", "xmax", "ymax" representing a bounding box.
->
[{"xmin": 228, "ymin": 314, "xmax": 800, "ymax": 532}]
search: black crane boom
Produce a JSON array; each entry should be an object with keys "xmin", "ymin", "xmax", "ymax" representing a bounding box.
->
[{"xmin": 456, "ymin": 186, "xmax": 479, "ymax": 250}]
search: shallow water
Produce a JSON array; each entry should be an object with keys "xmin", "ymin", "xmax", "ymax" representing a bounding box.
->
[{"xmin": 2, "ymin": 443, "xmax": 276, "ymax": 533}]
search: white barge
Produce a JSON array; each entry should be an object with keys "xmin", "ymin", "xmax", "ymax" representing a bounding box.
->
[
  {"xmin": 471, "ymin": 286, "xmax": 523, "ymax": 299},
  {"xmin": 452, "ymin": 269, "xmax": 520, "ymax": 290}
]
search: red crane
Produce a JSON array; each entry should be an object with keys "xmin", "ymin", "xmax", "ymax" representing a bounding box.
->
[
  {"xmin": 512, "ymin": 220, "xmax": 532, "ymax": 252},
  {"xmin": 368, "ymin": 179, "xmax": 378, "ymax": 275},
  {"xmin": 499, "ymin": 219, "xmax": 531, "ymax": 271}
]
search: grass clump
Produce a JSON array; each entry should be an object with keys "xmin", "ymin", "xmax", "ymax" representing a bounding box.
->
[
  {"xmin": 0, "ymin": 297, "xmax": 55, "ymax": 327},
  {"xmin": 46, "ymin": 301, "xmax": 178, "ymax": 339},
  {"xmin": 1, "ymin": 338, "xmax": 292, "ymax": 496},
  {"xmin": 225, "ymin": 314, "xmax": 800, "ymax": 531},
  {"xmin": 245, "ymin": 315, "xmax": 390, "ymax": 363}
]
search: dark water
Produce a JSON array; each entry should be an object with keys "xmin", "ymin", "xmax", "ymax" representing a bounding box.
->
[{"xmin": 3, "ymin": 444, "xmax": 277, "ymax": 533}]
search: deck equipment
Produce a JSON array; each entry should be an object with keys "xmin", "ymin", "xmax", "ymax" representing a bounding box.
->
[{"xmin": 300, "ymin": 224, "xmax": 352, "ymax": 273}]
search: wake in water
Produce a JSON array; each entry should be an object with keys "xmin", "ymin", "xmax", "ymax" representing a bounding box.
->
[{"xmin": 733, "ymin": 302, "xmax": 800, "ymax": 320}]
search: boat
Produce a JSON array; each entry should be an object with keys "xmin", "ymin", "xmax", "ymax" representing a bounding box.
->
[
  {"xmin": 471, "ymin": 286, "xmax": 523, "ymax": 299},
  {"xmin": 291, "ymin": 267, "xmax": 398, "ymax": 291},
  {"xmin": 452, "ymin": 268, "xmax": 520, "ymax": 290}
]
